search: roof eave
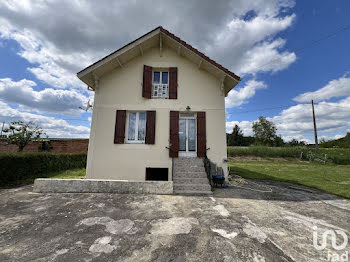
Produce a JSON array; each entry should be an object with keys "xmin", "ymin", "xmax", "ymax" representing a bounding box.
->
[{"xmin": 76, "ymin": 26, "xmax": 241, "ymax": 88}]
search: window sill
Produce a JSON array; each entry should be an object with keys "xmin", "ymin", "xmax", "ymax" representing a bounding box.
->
[{"xmin": 126, "ymin": 141, "xmax": 145, "ymax": 144}]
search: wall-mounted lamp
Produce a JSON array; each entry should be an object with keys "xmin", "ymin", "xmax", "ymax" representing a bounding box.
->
[{"xmin": 186, "ymin": 106, "xmax": 191, "ymax": 111}]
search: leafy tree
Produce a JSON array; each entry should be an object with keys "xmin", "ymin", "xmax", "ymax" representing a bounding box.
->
[
  {"xmin": 242, "ymin": 136, "xmax": 255, "ymax": 146},
  {"xmin": 288, "ymin": 138, "xmax": 306, "ymax": 147},
  {"xmin": 252, "ymin": 116, "xmax": 277, "ymax": 146},
  {"xmin": 2, "ymin": 121, "xmax": 44, "ymax": 152},
  {"xmin": 274, "ymin": 135, "xmax": 285, "ymax": 147},
  {"xmin": 228, "ymin": 124, "xmax": 244, "ymax": 146}
]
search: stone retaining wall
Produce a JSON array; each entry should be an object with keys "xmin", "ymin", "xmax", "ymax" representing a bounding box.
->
[{"xmin": 33, "ymin": 178, "xmax": 173, "ymax": 194}]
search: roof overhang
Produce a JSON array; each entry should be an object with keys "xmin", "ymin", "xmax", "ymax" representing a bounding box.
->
[{"xmin": 77, "ymin": 26, "xmax": 241, "ymax": 95}]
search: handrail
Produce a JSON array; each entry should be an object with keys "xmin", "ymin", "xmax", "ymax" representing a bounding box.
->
[
  {"xmin": 204, "ymin": 148, "xmax": 213, "ymax": 191},
  {"xmin": 165, "ymin": 146, "xmax": 174, "ymax": 181}
]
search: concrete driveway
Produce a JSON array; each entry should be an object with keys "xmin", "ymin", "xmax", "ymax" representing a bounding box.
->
[{"xmin": 0, "ymin": 180, "xmax": 349, "ymax": 262}]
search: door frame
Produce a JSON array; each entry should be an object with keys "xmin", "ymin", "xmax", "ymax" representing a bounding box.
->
[{"xmin": 179, "ymin": 113, "xmax": 197, "ymax": 157}]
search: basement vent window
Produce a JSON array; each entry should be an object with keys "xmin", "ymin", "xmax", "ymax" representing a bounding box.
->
[{"xmin": 146, "ymin": 168, "xmax": 168, "ymax": 181}]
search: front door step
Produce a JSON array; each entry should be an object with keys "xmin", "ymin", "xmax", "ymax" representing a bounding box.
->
[{"xmin": 173, "ymin": 157, "xmax": 212, "ymax": 195}]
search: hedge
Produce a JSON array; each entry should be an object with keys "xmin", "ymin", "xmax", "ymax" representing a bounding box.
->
[{"xmin": 0, "ymin": 152, "xmax": 87, "ymax": 186}]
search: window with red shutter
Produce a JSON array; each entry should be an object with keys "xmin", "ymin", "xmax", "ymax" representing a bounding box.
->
[
  {"xmin": 142, "ymin": 65, "xmax": 152, "ymax": 98},
  {"xmin": 145, "ymin": 111, "xmax": 156, "ymax": 144},
  {"xmin": 114, "ymin": 110, "xmax": 126, "ymax": 144},
  {"xmin": 169, "ymin": 111, "xmax": 179, "ymax": 157},
  {"xmin": 169, "ymin": 67, "xmax": 178, "ymax": 99},
  {"xmin": 197, "ymin": 112, "xmax": 206, "ymax": 157}
]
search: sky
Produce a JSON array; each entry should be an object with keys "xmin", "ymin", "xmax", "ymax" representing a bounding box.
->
[{"xmin": 0, "ymin": 0, "xmax": 350, "ymax": 143}]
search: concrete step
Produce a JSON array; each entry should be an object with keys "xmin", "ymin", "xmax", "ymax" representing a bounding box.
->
[
  {"xmin": 173, "ymin": 171, "xmax": 208, "ymax": 178},
  {"xmin": 173, "ymin": 177, "xmax": 209, "ymax": 184},
  {"xmin": 174, "ymin": 158, "xmax": 204, "ymax": 165},
  {"xmin": 173, "ymin": 190, "xmax": 213, "ymax": 196},
  {"xmin": 174, "ymin": 167, "xmax": 206, "ymax": 173},
  {"xmin": 173, "ymin": 183, "xmax": 211, "ymax": 192}
]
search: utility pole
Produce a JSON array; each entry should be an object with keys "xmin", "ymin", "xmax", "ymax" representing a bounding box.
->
[
  {"xmin": 311, "ymin": 100, "xmax": 318, "ymax": 150},
  {"xmin": 0, "ymin": 121, "xmax": 4, "ymax": 137}
]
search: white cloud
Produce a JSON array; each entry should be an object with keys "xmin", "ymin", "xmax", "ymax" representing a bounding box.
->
[
  {"xmin": 226, "ymin": 96, "xmax": 350, "ymax": 142},
  {"xmin": 0, "ymin": 0, "xmax": 297, "ymax": 84},
  {"xmin": 225, "ymin": 80, "xmax": 267, "ymax": 108},
  {"xmin": 271, "ymin": 98, "xmax": 350, "ymax": 138},
  {"xmin": 211, "ymin": 14, "xmax": 296, "ymax": 75},
  {"xmin": 0, "ymin": 78, "xmax": 89, "ymax": 115},
  {"xmin": 0, "ymin": 101, "xmax": 90, "ymax": 138},
  {"xmin": 237, "ymin": 39, "xmax": 296, "ymax": 75},
  {"xmin": 0, "ymin": 25, "xmax": 91, "ymax": 90},
  {"xmin": 0, "ymin": 0, "xmax": 298, "ymax": 138},
  {"xmin": 294, "ymin": 73, "xmax": 350, "ymax": 103},
  {"xmin": 334, "ymin": 134, "xmax": 346, "ymax": 140},
  {"xmin": 226, "ymin": 120, "xmax": 253, "ymax": 136}
]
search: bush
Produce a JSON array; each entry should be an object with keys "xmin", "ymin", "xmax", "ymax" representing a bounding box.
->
[
  {"xmin": 0, "ymin": 153, "xmax": 87, "ymax": 187},
  {"xmin": 227, "ymin": 146, "xmax": 350, "ymax": 165}
]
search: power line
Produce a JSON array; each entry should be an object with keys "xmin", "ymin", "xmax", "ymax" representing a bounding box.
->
[
  {"xmin": 255, "ymin": 24, "xmax": 350, "ymax": 72},
  {"xmin": 226, "ymin": 105, "xmax": 294, "ymax": 115},
  {"xmin": 226, "ymin": 102, "xmax": 350, "ymax": 115},
  {"xmin": 315, "ymin": 104, "xmax": 350, "ymax": 110}
]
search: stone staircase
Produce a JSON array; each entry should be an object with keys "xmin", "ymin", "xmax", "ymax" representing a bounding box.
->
[{"xmin": 173, "ymin": 157, "xmax": 212, "ymax": 195}]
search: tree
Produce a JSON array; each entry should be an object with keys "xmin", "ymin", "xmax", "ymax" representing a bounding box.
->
[
  {"xmin": 2, "ymin": 121, "xmax": 44, "ymax": 152},
  {"xmin": 252, "ymin": 116, "xmax": 277, "ymax": 146},
  {"xmin": 288, "ymin": 138, "xmax": 306, "ymax": 147},
  {"xmin": 228, "ymin": 124, "xmax": 244, "ymax": 146},
  {"xmin": 274, "ymin": 135, "xmax": 285, "ymax": 147}
]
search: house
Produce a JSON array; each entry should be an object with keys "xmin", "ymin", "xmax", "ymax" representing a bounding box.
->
[{"xmin": 77, "ymin": 26, "xmax": 241, "ymax": 194}]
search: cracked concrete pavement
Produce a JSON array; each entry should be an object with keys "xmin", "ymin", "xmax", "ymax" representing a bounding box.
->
[{"xmin": 0, "ymin": 180, "xmax": 349, "ymax": 261}]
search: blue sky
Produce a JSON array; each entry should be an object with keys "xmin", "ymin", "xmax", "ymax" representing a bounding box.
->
[{"xmin": 0, "ymin": 0, "xmax": 350, "ymax": 142}]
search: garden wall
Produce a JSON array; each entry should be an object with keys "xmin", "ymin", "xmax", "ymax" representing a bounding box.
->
[{"xmin": 0, "ymin": 138, "xmax": 88, "ymax": 153}]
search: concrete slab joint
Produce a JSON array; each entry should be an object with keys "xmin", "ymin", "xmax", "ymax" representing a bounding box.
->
[{"xmin": 33, "ymin": 179, "xmax": 173, "ymax": 194}]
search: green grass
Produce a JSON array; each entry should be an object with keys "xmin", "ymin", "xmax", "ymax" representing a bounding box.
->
[
  {"xmin": 47, "ymin": 168, "xmax": 86, "ymax": 179},
  {"xmin": 227, "ymin": 146, "xmax": 350, "ymax": 165},
  {"xmin": 229, "ymin": 160, "xmax": 350, "ymax": 199}
]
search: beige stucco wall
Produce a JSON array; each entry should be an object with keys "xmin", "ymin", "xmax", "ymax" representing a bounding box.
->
[{"xmin": 87, "ymin": 46, "xmax": 228, "ymax": 181}]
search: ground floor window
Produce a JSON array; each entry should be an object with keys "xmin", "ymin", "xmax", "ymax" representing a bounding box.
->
[
  {"xmin": 127, "ymin": 112, "xmax": 146, "ymax": 143},
  {"xmin": 146, "ymin": 168, "xmax": 168, "ymax": 181}
]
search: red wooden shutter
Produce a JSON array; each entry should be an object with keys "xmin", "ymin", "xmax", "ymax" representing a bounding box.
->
[
  {"xmin": 169, "ymin": 67, "xmax": 178, "ymax": 99},
  {"xmin": 114, "ymin": 110, "xmax": 126, "ymax": 144},
  {"xmin": 145, "ymin": 111, "xmax": 156, "ymax": 144},
  {"xmin": 142, "ymin": 65, "xmax": 152, "ymax": 98},
  {"xmin": 169, "ymin": 111, "xmax": 179, "ymax": 157},
  {"xmin": 197, "ymin": 112, "xmax": 206, "ymax": 157}
]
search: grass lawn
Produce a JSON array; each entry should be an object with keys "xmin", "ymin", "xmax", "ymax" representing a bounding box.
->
[
  {"xmin": 228, "ymin": 159, "xmax": 350, "ymax": 199},
  {"xmin": 47, "ymin": 168, "xmax": 86, "ymax": 179},
  {"xmin": 227, "ymin": 146, "xmax": 350, "ymax": 165}
]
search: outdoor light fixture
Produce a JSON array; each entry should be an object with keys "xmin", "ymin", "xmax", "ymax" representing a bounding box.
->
[{"xmin": 186, "ymin": 106, "xmax": 191, "ymax": 110}]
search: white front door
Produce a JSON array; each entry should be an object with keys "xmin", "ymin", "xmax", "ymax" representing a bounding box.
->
[{"xmin": 179, "ymin": 113, "xmax": 197, "ymax": 157}]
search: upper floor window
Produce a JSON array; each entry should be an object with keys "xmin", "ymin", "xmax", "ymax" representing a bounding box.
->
[
  {"xmin": 152, "ymin": 71, "xmax": 168, "ymax": 98},
  {"xmin": 127, "ymin": 112, "xmax": 146, "ymax": 143}
]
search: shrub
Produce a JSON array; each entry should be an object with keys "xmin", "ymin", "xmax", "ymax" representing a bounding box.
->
[{"xmin": 0, "ymin": 152, "xmax": 87, "ymax": 186}]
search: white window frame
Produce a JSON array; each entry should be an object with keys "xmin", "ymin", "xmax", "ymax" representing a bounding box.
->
[
  {"xmin": 179, "ymin": 113, "xmax": 197, "ymax": 157},
  {"xmin": 126, "ymin": 111, "xmax": 147, "ymax": 144},
  {"xmin": 152, "ymin": 70, "xmax": 169, "ymax": 98}
]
